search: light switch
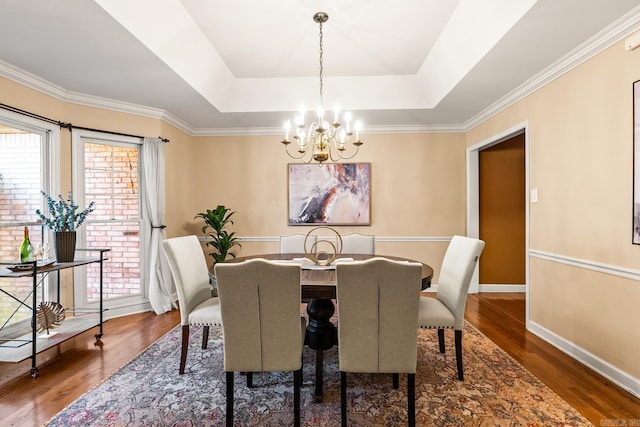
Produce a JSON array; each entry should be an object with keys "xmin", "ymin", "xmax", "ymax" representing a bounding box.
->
[{"xmin": 531, "ymin": 188, "xmax": 539, "ymax": 203}]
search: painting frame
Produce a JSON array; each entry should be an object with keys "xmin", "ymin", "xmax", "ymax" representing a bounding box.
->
[
  {"xmin": 287, "ymin": 162, "xmax": 371, "ymax": 226},
  {"xmin": 633, "ymin": 79, "xmax": 640, "ymax": 244}
]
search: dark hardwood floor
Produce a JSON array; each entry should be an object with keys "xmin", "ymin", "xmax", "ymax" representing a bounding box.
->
[
  {"xmin": 465, "ymin": 293, "xmax": 639, "ymax": 425},
  {"xmin": 0, "ymin": 294, "xmax": 637, "ymax": 426}
]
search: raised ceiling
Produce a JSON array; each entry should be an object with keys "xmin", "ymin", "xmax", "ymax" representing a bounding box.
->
[{"xmin": 0, "ymin": 0, "xmax": 639, "ymax": 135}]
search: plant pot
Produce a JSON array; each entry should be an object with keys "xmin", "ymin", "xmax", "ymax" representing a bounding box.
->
[{"xmin": 54, "ymin": 231, "xmax": 76, "ymax": 262}]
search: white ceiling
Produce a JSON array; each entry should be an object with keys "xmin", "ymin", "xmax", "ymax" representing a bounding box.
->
[{"xmin": 0, "ymin": 0, "xmax": 639, "ymax": 135}]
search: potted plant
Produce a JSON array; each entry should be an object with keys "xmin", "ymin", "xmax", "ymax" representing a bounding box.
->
[
  {"xmin": 35, "ymin": 191, "xmax": 95, "ymax": 262},
  {"xmin": 194, "ymin": 205, "xmax": 240, "ymax": 264}
]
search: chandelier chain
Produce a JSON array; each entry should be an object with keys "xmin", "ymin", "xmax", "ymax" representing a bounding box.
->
[{"xmin": 318, "ymin": 20, "xmax": 324, "ymax": 107}]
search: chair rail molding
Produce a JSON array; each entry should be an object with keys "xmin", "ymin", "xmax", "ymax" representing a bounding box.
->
[
  {"xmin": 529, "ymin": 249, "xmax": 640, "ymax": 282},
  {"xmin": 226, "ymin": 236, "xmax": 453, "ymax": 243}
]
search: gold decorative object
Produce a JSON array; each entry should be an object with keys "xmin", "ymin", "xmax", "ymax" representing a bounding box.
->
[
  {"xmin": 280, "ymin": 12, "xmax": 363, "ymax": 164},
  {"xmin": 35, "ymin": 301, "xmax": 65, "ymax": 336},
  {"xmin": 304, "ymin": 226, "xmax": 343, "ymax": 266}
]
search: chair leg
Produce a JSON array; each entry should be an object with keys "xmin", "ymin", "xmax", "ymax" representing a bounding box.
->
[
  {"xmin": 294, "ymin": 369, "xmax": 301, "ymax": 427},
  {"xmin": 437, "ymin": 328, "xmax": 445, "ymax": 353},
  {"xmin": 226, "ymin": 372, "xmax": 234, "ymax": 427},
  {"xmin": 179, "ymin": 325, "xmax": 189, "ymax": 374},
  {"xmin": 247, "ymin": 372, "xmax": 253, "ymax": 388},
  {"xmin": 455, "ymin": 329, "xmax": 463, "ymax": 381},
  {"xmin": 341, "ymin": 371, "xmax": 347, "ymax": 427},
  {"xmin": 202, "ymin": 325, "xmax": 209, "ymax": 349},
  {"xmin": 392, "ymin": 373, "xmax": 399, "ymax": 389},
  {"xmin": 408, "ymin": 373, "xmax": 415, "ymax": 427}
]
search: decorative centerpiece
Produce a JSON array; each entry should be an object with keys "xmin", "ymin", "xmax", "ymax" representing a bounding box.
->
[
  {"xmin": 35, "ymin": 191, "xmax": 95, "ymax": 262},
  {"xmin": 304, "ymin": 226, "xmax": 342, "ymax": 266}
]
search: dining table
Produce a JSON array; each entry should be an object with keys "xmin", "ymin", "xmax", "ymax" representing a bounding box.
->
[{"xmin": 224, "ymin": 253, "xmax": 434, "ymax": 403}]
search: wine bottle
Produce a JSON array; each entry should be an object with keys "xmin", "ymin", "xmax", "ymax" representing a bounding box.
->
[{"xmin": 19, "ymin": 226, "xmax": 34, "ymax": 263}]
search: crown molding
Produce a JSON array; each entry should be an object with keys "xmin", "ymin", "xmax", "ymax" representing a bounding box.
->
[
  {"xmin": 464, "ymin": 5, "xmax": 640, "ymax": 131},
  {"xmin": 0, "ymin": 60, "xmax": 68, "ymax": 99},
  {"xmin": 195, "ymin": 123, "xmax": 465, "ymax": 137},
  {"xmin": 0, "ymin": 59, "xmax": 198, "ymax": 136}
]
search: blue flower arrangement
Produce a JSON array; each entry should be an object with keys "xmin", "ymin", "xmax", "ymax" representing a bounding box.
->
[{"xmin": 35, "ymin": 191, "xmax": 95, "ymax": 232}]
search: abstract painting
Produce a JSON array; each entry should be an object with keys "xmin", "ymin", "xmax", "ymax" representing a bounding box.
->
[{"xmin": 288, "ymin": 163, "xmax": 371, "ymax": 225}]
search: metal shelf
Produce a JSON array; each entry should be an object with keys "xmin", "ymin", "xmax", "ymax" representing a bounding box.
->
[{"xmin": 0, "ymin": 248, "xmax": 110, "ymax": 377}]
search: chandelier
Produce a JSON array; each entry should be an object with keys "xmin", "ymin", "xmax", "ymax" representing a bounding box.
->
[{"xmin": 281, "ymin": 12, "xmax": 363, "ymax": 164}]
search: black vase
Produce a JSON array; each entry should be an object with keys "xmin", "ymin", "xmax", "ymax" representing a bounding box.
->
[{"xmin": 54, "ymin": 231, "xmax": 76, "ymax": 262}]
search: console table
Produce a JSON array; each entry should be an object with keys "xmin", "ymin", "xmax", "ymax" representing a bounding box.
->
[{"xmin": 0, "ymin": 248, "xmax": 109, "ymax": 377}]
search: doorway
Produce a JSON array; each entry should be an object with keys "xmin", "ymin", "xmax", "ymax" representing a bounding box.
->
[
  {"xmin": 466, "ymin": 122, "xmax": 529, "ymax": 321},
  {"xmin": 478, "ymin": 133, "xmax": 526, "ymax": 286}
]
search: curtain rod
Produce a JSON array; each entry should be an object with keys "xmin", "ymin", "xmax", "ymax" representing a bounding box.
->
[
  {"xmin": 0, "ymin": 102, "xmax": 169, "ymax": 142},
  {"xmin": 64, "ymin": 124, "xmax": 169, "ymax": 143}
]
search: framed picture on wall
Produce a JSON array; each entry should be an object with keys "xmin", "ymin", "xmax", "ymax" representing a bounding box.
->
[
  {"xmin": 633, "ymin": 79, "xmax": 640, "ymax": 244},
  {"xmin": 288, "ymin": 163, "xmax": 371, "ymax": 225}
]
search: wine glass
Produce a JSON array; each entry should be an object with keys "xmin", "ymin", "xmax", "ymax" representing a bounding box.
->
[{"xmin": 35, "ymin": 243, "xmax": 50, "ymax": 261}]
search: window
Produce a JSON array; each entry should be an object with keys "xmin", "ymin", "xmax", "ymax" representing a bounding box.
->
[
  {"xmin": 72, "ymin": 130, "xmax": 149, "ymax": 315},
  {"xmin": 0, "ymin": 112, "xmax": 59, "ymax": 330}
]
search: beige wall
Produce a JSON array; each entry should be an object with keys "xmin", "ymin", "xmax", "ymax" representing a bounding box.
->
[
  {"xmin": 2, "ymin": 32, "xmax": 639, "ymax": 386},
  {"xmin": 467, "ymin": 38, "xmax": 640, "ymax": 381},
  {"xmin": 175, "ymin": 132, "xmax": 466, "ymax": 274}
]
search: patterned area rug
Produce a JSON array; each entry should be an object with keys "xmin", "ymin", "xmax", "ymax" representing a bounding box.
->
[{"xmin": 47, "ymin": 322, "xmax": 592, "ymax": 426}]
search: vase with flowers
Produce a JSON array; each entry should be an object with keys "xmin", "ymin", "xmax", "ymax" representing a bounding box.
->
[{"xmin": 35, "ymin": 191, "xmax": 95, "ymax": 262}]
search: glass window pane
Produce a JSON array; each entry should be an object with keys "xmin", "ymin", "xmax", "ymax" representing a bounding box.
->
[
  {"xmin": 0, "ymin": 128, "xmax": 45, "ymax": 329},
  {"xmin": 83, "ymin": 141, "xmax": 141, "ymax": 303},
  {"xmin": 85, "ymin": 222, "xmax": 141, "ymax": 302},
  {"xmin": 84, "ymin": 143, "xmax": 139, "ymax": 220}
]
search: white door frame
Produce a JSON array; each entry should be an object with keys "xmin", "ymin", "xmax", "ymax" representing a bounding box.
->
[{"xmin": 466, "ymin": 121, "xmax": 530, "ymax": 322}]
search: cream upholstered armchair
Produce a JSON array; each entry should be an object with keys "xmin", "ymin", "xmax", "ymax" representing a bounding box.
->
[
  {"xmin": 340, "ymin": 232, "xmax": 375, "ymax": 254},
  {"xmin": 215, "ymin": 259, "xmax": 306, "ymax": 427},
  {"xmin": 280, "ymin": 233, "xmax": 317, "ymax": 254},
  {"xmin": 336, "ymin": 258, "xmax": 422, "ymax": 427},
  {"xmin": 417, "ymin": 235, "xmax": 485, "ymax": 381},
  {"xmin": 161, "ymin": 235, "xmax": 222, "ymax": 374}
]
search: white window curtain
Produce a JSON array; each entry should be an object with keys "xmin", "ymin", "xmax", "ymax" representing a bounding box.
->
[{"xmin": 143, "ymin": 137, "xmax": 175, "ymax": 314}]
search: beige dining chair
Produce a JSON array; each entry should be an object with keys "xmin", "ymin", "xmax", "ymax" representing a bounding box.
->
[
  {"xmin": 214, "ymin": 258, "xmax": 306, "ymax": 427},
  {"xmin": 340, "ymin": 232, "xmax": 375, "ymax": 254},
  {"xmin": 417, "ymin": 235, "xmax": 485, "ymax": 381},
  {"xmin": 336, "ymin": 257, "xmax": 422, "ymax": 427},
  {"xmin": 280, "ymin": 233, "xmax": 317, "ymax": 254},
  {"xmin": 161, "ymin": 235, "xmax": 222, "ymax": 374}
]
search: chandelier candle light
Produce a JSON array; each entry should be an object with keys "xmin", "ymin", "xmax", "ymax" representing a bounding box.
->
[{"xmin": 281, "ymin": 12, "xmax": 363, "ymax": 164}]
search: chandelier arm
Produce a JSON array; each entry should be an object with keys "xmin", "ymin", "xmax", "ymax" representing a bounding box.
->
[
  {"xmin": 284, "ymin": 144, "xmax": 312, "ymax": 162},
  {"xmin": 328, "ymin": 143, "xmax": 360, "ymax": 162}
]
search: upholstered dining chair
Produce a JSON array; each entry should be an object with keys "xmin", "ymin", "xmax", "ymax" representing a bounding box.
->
[
  {"xmin": 336, "ymin": 257, "xmax": 422, "ymax": 427},
  {"xmin": 215, "ymin": 259, "xmax": 306, "ymax": 427},
  {"xmin": 417, "ymin": 235, "xmax": 485, "ymax": 381},
  {"xmin": 280, "ymin": 233, "xmax": 317, "ymax": 254},
  {"xmin": 340, "ymin": 232, "xmax": 375, "ymax": 254},
  {"xmin": 161, "ymin": 235, "xmax": 222, "ymax": 375}
]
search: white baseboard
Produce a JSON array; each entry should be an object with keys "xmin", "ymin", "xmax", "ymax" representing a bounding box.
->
[
  {"xmin": 478, "ymin": 284, "xmax": 526, "ymax": 293},
  {"xmin": 101, "ymin": 301, "xmax": 153, "ymax": 320},
  {"xmin": 528, "ymin": 320, "xmax": 640, "ymax": 399},
  {"xmin": 422, "ymin": 284, "xmax": 526, "ymax": 294}
]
